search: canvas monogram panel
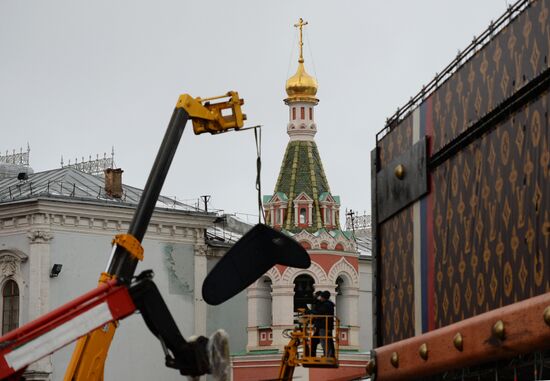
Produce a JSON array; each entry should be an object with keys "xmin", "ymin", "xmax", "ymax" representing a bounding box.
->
[
  {"xmin": 379, "ymin": 208, "xmax": 415, "ymax": 345},
  {"xmin": 432, "ymin": 90, "xmax": 549, "ymax": 327},
  {"xmin": 432, "ymin": 0, "xmax": 549, "ymax": 153},
  {"xmin": 377, "ymin": 107, "xmax": 415, "ymax": 345},
  {"xmin": 378, "ymin": 114, "xmax": 413, "ymax": 169},
  {"xmin": 375, "ymin": 0, "xmax": 549, "ymax": 344}
]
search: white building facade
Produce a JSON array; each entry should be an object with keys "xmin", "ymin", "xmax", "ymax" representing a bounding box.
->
[{"xmin": 0, "ymin": 166, "xmax": 247, "ymax": 380}]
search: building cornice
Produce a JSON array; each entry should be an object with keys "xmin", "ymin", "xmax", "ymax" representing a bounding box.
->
[
  {"xmin": 0, "ymin": 198, "xmax": 214, "ymax": 242},
  {"xmin": 0, "ymin": 196, "xmax": 213, "ymax": 221}
]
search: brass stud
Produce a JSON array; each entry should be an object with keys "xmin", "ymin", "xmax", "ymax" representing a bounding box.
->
[
  {"xmin": 419, "ymin": 343, "xmax": 428, "ymax": 360},
  {"xmin": 394, "ymin": 164, "xmax": 406, "ymax": 180},
  {"xmin": 390, "ymin": 351, "xmax": 399, "ymax": 368},
  {"xmin": 365, "ymin": 358, "xmax": 376, "ymax": 375},
  {"xmin": 492, "ymin": 320, "xmax": 505, "ymax": 340},
  {"xmin": 453, "ymin": 332, "xmax": 463, "ymax": 351},
  {"xmin": 543, "ymin": 306, "xmax": 550, "ymax": 326}
]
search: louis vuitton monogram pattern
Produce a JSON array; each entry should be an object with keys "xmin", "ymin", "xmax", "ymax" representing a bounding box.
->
[
  {"xmin": 376, "ymin": 0, "xmax": 549, "ymax": 344},
  {"xmin": 432, "ymin": 0, "xmax": 549, "ymax": 153},
  {"xmin": 433, "ymin": 90, "xmax": 550, "ymax": 327},
  {"xmin": 379, "ymin": 208, "xmax": 415, "ymax": 345},
  {"xmin": 378, "ymin": 114, "xmax": 413, "ymax": 169}
]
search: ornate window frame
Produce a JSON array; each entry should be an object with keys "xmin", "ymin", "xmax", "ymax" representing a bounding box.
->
[
  {"xmin": 293, "ymin": 192, "xmax": 313, "ymax": 228},
  {"xmin": 0, "ymin": 250, "xmax": 27, "ymax": 333}
]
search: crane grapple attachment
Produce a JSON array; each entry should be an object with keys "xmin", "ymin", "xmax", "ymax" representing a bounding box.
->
[{"xmin": 177, "ymin": 91, "xmax": 246, "ymax": 135}]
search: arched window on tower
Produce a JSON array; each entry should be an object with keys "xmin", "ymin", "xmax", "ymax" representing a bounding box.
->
[
  {"xmin": 324, "ymin": 207, "xmax": 333, "ymax": 227},
  {"xmin": 299, "ymin": 208, "xmax": 307, "ymax": 225},
  {"xmin": 309, "ymin": 107, "xmax": 313, "ymax": 120},
  {"xmin": 292, "ymin": 107, "xmax": 296, "ymax": 120},
  {"xmin": 335, "ymin": 276, "xmax": 351, "ymax": 345},
  {"xmin": 257, "ymin": 276, "xmax": 273, "ymax": 327},
  {"xmin": 274, "ymin": 207, "xmax": 281, "ymax": 226},
  {"xmin": 335, "ymin": 276, "xmax": 344, "ymax": 321},
  {"xmin": 293, "ymin": 274, "xmax": 315, "ymax": 312},
  {"xmin": 2, "ymin": 280, "xmax": 19, "ymax": 335},
  {"xmin": 336, "ymin": 274, "xmax": 352, "ymax": 328},
  {"xmin": 300, "ymin": 107, "xmax": 305, "ymax": 119}
]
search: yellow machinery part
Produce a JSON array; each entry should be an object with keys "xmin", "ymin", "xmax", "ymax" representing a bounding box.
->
[
  {"xmin": 112, "ymin": 234, "xmax": 144, "ymax": 261},
  {"xmin": 63, "ymin": 322, "xmax": 117, "ymax": 381},
  {"xmin": 177, "ymin": 91, "xmax": 246, "ymax": 135},
  {"xmin": 64, "ymin": 92, "xmax": 247, "ymax": 380},
  {"xmin": 277, "ymin": 314, "xmax": 340, "ymax": 380},
  {"xmin": 64, "ymin": 272, "xmax": 118, "ymax": 381},
  {"xmin": 277, "ymin": 337, "xmax": 299, "ymax": 381}
]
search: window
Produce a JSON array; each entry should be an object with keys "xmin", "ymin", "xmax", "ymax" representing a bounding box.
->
[
  {"xmin": 257, "ymin": 277, "xmax": 272, "ymax": 327},
  {"xmin": 2, "ymin": 280, "xmax": 19, "ymax": 335},
  {"xmin": 325, "ymin": 208, "xmax": 332, "ymax": 225},
  {"xmin": 274, "ymin": 209, "xmax": 284, "ymax": 226},
  {"xmin": 299, "ymin": 208, "xmax": 307, "ymax": 224},
  {"xmin": 336, "ymin": 276, "xmax": 344, "ymax": 296},
  {"xmin": 309, "ymin": 107, "xmax": 313, "ymax": 120},
  {"xmin": 292, "ymin": 107, "xmax": 296, "ymax": 120},
  {"xmin": 293, "ymin": 274, "xmax": 315, "ymax": 312},
  {"xmin": 335, "ymin": 276, "xmax": 350, "ymax": 326},
  {"xmin": 300, "ymin": 107, "xmax": 305, "ymax": 119}
]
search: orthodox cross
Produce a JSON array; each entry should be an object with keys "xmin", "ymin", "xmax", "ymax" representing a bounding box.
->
[{"xmin": 294, "ymin": 18, "xmax": 308, "ymax": 63}]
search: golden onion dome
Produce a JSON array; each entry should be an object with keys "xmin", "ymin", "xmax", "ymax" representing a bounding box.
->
[{"xmin": 285, "ymin": 61, "xmax": 318, "ymax": 99}]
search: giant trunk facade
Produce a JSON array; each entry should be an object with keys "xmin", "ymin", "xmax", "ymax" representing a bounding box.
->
[{"xmin": 371, "ymin": 0, "xmax": 550, "ymax": 378}]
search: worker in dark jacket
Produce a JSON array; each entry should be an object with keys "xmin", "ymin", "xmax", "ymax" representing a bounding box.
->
[
  {"xmin": 305, "ymin": 291, "xmax": 323, "ymax": 357},
  {"xmin": 316, "ymin": 291, "xmax": 335, "ymax": 357},
  {"xmin": 306, "ymin": 291, "xmax": 335, "ymax": 357}
]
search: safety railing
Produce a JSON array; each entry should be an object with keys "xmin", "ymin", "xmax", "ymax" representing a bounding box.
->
[{"xmin": 290, "ymin": 313, "xmax": 340, "ymax": 367}]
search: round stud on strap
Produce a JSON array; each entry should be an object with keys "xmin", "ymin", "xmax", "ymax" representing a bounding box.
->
[
  {"xmin": 543, "ymin": 306, "xmax": 550, "ymax": 326},
  {"xmin": 394, "ymin": 164, "xmax": 406, "ymax": 180},
  {"xmin": 492, "ymin": 320, "xmax": 505, "ymax": 340},
  {"xmin": 419, "ymin": 343, "xmax": 428, "ymax": 360},
  {"xmin": 112, "ymin": 234, "xmax": 144, "ymax": 261},
  {"xmin": 390, "ymin": 351, "xmax": 399, "ymax": 368},
  {"xmin": 453, "ymin": 332, "xmax": 463, "ymax": 351}
]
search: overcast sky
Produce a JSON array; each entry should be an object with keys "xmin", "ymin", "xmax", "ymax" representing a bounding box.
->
[{"xmin": 0, "ymin": 0, "xmax": 508, "ymax": 222}]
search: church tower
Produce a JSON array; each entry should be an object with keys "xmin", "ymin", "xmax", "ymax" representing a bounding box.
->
[
  {"xmin": 233, "ymin": 19, "xmax": 365, "ymax": 381},
  {"xmin": 232, "ymin": 19, "xmax": 366, "ymax": 381},
  {"xmin": 264, "ymin": 18, "xmax": 340, "ymax": 233}
]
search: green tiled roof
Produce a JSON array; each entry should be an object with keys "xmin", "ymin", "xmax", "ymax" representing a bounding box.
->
[
  {"xmin": 274, "ymin": 191, "xmax": 288, "ymax": 201},
  {"xmin": 271, "ymin": 140, "xmax": 339, "ymax": 233},
  {"xmin": 319, "ymin": 192, "xmax": 331, "ymax": 202}
]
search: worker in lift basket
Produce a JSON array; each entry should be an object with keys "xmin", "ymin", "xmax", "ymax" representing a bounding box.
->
[
  {"xmin": 306, "ymin": 291, "xmax": 323, "ymax": 357},
  {"xmin": 308, "ymin": 290, "xmax": 335, "ymax": 357},
  {"xmin": 317, "ymin": 291, "xmax": 335, "ymax": 357}
]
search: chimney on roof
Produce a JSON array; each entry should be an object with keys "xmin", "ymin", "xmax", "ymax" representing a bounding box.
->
[{"xmin": 104, "ymin": 168, "xmax": 124, "ymax": 198}]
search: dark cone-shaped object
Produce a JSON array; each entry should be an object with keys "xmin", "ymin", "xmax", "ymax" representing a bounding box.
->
[{"xmin": 202, "ymin": 224, "xmax": 310, "ymax": 305}]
